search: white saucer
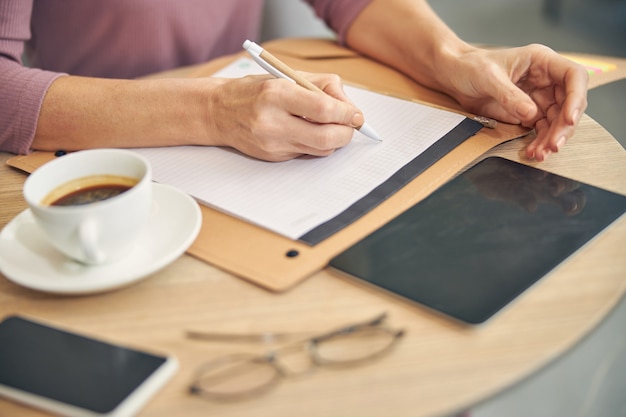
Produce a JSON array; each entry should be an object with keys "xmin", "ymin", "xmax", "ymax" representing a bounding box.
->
[{"xmin": 0, "ymin": 183, "xmax": 202, "ymax": 294}]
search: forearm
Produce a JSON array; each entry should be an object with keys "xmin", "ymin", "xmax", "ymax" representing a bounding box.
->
[
  {"xmin": 32, "ymin": 75, "xmax": 222, "ymax": 152},
  {"xmin": 346, "ymin": 0, "xmax": 588, "ymax": 162},
  {"xmin": 345, "ymin": 0, "xmax": 474, "ymax": 94},
  {"xmin": 30, "ymin": 69, "xmax": 369, "ymax": 162}
]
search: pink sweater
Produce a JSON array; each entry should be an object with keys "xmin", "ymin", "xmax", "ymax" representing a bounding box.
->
[{"xmin": 0, "ymin": 0, "xmax": 371, "ymax": 154}]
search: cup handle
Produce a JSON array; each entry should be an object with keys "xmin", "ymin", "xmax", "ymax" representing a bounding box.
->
[{"xmin": 78, "ymin": 218, "xmax": 105, "ymax": 264}]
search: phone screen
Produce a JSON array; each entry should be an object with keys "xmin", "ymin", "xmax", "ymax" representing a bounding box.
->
[{"xmin": 0, "ymin": 316, "xmax": 174, "ymax": 415}]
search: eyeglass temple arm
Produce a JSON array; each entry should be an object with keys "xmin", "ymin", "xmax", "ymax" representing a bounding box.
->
[
  {"xmin": 311, "ymin": 312, "xmax": 389, "ymax": 343},
  {"xmin": 185, "ymin": 330, "xmax": 312, "ymax": 343},
  {"xmin": 185, "ymin": 312, "xmax": 388, "ymax": 343}
]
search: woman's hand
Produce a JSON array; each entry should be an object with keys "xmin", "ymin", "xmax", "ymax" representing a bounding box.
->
[
  {"xmin": 435, "ymin": 44, "xmax": 589, "ymax": 161},
  {"xmin": 33, "ymin": 72, "xmax": 362, "ymax": 161},
  {"xmin": 206, "ymin": 72, "xmax": 364, "ymax": 162}
]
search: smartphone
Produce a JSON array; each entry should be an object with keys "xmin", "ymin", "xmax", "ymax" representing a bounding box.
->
[{"xmin": 0, "ymin": 315, "xmax": 178, "ymax": 417}]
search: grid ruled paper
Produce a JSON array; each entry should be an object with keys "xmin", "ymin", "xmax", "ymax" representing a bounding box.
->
[{"xmin": 133, "ymin": 58, "xmax": 465, "ymax": 240}]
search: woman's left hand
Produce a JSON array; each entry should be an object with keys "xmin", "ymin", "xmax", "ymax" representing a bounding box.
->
[{"xmin": 439, "ymin": 44, "xmax": 588, "ymax": 161}]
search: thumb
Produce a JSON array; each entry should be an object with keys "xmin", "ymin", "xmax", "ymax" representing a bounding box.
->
[
  {"xmin": 490, "ymin": 72, "xmax": 538, "ymax": 123},
  {"xmin": 323, "ymin": 95, "xmax": 364, "ymax": 129},
  {"xmin": 350, "ymin": 111, "xmax": 365, "ymax": 129}
]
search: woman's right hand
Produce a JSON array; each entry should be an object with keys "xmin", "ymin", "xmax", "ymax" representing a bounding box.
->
[{"xmin": 205, "ymin": 73, "xmax": 364, "ymax": 162}]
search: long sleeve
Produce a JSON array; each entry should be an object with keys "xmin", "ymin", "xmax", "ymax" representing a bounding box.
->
[
  {"xmin": 305, "ymin": 0, "xmax": 373, "ymax": 44},
  {"xmin": 1, "ymin": 1, "xmax": 263, "ymax": 155},
  {"xmin": 1, "ymin": 0, "xmax": 369, "ymax": 155},
  {"xmin": 0, "ymin": 0, "xmax": 65, "ymax": 154}
]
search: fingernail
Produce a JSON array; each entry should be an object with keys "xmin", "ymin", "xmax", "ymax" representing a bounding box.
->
[
  {"xmin": 517, "ymin": 102, "xmax": 534, "ymax": 119},
  {"xmin": 572, "ymin": 108, "xmax": 580, "ymax": 124},
  {"xmin": 542, "ymin": 149, "xmax": 552, "ymax": 160},
  {"xmin": 351, "ymin": 113, "xmax": 364, "ymax": 128},
  {"xmin": 556, "ymin": 136, "xmax": 567, "ymax": 151}
]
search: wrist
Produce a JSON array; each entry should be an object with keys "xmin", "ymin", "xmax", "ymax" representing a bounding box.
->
[
  {"xmin": 200, "ymin": 77, "xmax": 237, "ymax": 148},
  {"xmin": 168, "ymin": 77, "xmax": 229, "ymax": 148},
  {"xmin": 409, "ymin": 37, "xmax": 476, "ymax": 95}
]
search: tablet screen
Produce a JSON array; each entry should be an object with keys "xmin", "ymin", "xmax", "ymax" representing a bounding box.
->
[{"xmin": 330, "ymin": 157, "xmax": 626, "ymax": 324}]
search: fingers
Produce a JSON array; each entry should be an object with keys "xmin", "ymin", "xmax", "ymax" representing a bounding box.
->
[
  {"xmin": 490, "ymin": 67, "xmax": 538, "ymax": 123},
  {"xmin": 291, "ymin": 72, "xmax": 364, "ymax": 128},
  {"xmin": 525, "ymin": 99, "xmax": 577, "ymax": 161},
  {"xmin": 555, "ymin": 55, "xmax": 589, "ymax": 126},
  {"xmin": 304, "ymin": 72, "xmax": 354, "ymax": 103},
  {"xmin": 470, "ymin": 46, "xmax": 587, "ymax": 162},
  {"xmin": 209, "ymin": 74, "xmax": 360, "ymax": 162},
  {"xmin": 523, "ymin": 52, "xmax": 588, "ymax": 161},
  {"xmin": 257, "ymin": 114, "xmax": 356, "ymax": 161},
  {"xmin": 261, "ymin": 77, "xmax": 361, "ymax": 157},
  {"xmin": 283, "ymin": 86, "xmax": 362, "ymax": 128}
]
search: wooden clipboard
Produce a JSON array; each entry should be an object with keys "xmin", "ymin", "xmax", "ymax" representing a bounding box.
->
[{"xmin": 10, "ymin": 38, "xmax": 620, "ymax": 292}]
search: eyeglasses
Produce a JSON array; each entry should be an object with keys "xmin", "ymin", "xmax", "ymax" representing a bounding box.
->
[{"xmin": 187, "ymin": 312, "xmax": 404, "ymax": 401}]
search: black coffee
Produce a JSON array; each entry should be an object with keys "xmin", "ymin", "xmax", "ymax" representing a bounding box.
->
[
  {"xmin": 42, "ymin": 174, "xmax": 139, "ymax": 207},
  {"xmin": 50, "ymin": 184, "xmax": 132, "ymax": 206}
]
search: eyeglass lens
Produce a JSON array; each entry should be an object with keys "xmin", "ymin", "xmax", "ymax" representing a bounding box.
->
[
  {"xmin": 192, "ymin": 355, "xmax": 280, "ymax": 399},
  {"xmin": 313, "ymin": 327, "xmax": 399, "ymax": 365}
]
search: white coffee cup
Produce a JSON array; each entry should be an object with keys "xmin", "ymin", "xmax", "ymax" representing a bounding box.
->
[{"xmin": 23, "ymin": 149, "xmax": 152, "ymax": 265}]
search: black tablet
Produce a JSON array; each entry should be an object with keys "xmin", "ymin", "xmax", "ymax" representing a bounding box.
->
[{"xmin": 329, "ymin": 157, "xmax": 626, "ymax": 325}]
